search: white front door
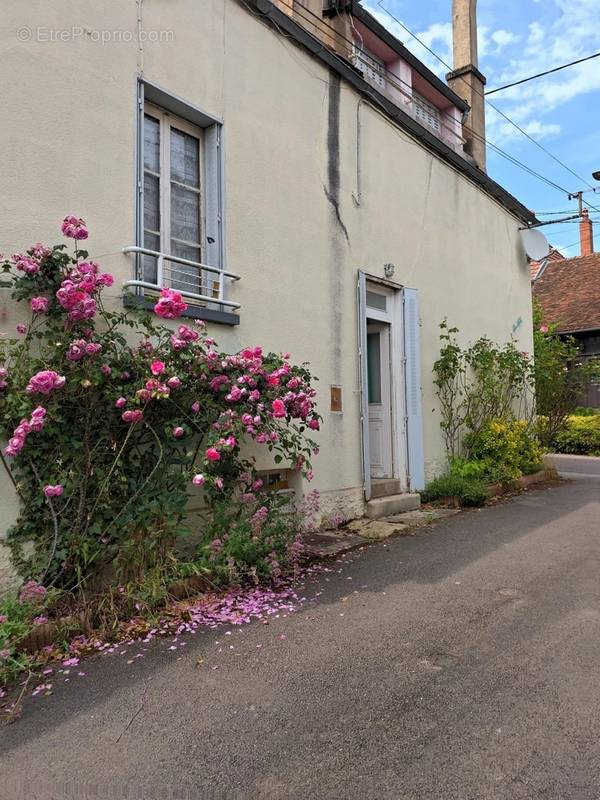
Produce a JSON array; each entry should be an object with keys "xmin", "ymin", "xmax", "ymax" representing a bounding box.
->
[{"xmin": 367, "ymin": 322, "xmax": 393, "ymax": 478}]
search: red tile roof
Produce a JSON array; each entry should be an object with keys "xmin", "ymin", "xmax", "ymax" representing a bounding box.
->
[
  {"xmin": 532, "ymin": 251, "xmax": 600, "ymax": 333},
  {"xmin": 530, "ymin": 246, "xmax": 564, "ymax": 281}
]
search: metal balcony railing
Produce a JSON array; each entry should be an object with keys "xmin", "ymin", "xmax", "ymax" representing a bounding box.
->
[
  {"xmin": 122, "ymin": 246, "xmax": 241, "ymax": 311},
  {"xmin": 351, "ymin": 47, "xmax": 466, "ymax": 153}
]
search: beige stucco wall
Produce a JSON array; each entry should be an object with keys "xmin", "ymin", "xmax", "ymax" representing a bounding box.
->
[{"xmin": 0, "ymin": 0, "xmax": 533, "ymax": 585}]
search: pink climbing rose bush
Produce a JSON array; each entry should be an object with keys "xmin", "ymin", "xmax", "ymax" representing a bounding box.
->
[{"xmin": 0, "ymin": 218, "xmax": 320, "ymax": 592}]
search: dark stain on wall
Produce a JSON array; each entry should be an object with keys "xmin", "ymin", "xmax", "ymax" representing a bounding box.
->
[{"xmin": 324, "ymin": 72, "xmax": 350, "ymax": 244}]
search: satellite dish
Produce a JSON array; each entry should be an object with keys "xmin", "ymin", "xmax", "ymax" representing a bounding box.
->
[{"xmin": 520, "ymin": 227, "xmax": 550, "ymax": 261}]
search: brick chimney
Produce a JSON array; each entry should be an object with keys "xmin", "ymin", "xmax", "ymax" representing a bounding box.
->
[
  {"xmin": 446, "ymin": 0, "xmax": 487, "ymax": 171},
  {"xmin": 580, "ymin": 208, "xmax": 594, "ymax": 256}
]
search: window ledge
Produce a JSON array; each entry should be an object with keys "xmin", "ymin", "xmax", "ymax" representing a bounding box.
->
[{"xmin": 123, "ymin": 294, "xmax": 240, "ymax": 326}]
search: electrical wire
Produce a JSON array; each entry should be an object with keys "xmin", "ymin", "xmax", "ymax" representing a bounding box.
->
[
  {"xmin": 249, "ymin": 0, "xmax": 598, "ymax": 213},
  {"xmin": 486, "ymin": 51, "xmax": 600, "ymax": 95},
  {"xmin": 269, "ymin": 0, "xmax": 575, "ymax": 198},
  {"xmin": 375, "ymin": 1, "xmax": 597, "ymax": 192}
]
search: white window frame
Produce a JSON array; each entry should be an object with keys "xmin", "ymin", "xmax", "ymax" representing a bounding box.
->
[
  {"xmin": 126, "ymin": 80, "xmax": 239, "ymax": 317},
  {"xmin": 143, "ymin": 103, "xmax": 204, "ymax": 288}
]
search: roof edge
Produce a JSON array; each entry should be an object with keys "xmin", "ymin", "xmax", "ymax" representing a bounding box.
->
[
  {"xmin": 246, "ymin": 0, "xmax": 536, "ymax": 225},
  {"xmin": 351, "ymin": 1, "xmax": 470, "ymax": 113}
]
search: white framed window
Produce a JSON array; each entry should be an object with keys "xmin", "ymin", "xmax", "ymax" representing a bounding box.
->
[
  {"xmin": 143, "ymin": 104, "xmax": 204, "ymax": 293},
  {"xmin": 133, "ymin": 82, "xmax": 229, "ymax": 313},
  {"xmin": 353, "ymin": 45, "xmax": 386, "ymax": 91},
  {"xmin": 413, "ymin": 91, "xmax": 441, "ymax": 134}
]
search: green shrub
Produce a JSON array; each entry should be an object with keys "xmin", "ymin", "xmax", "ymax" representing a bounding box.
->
[
  {"xmin": 0, "ymin": 582, "xmax": 59, "ymax": 687},
  {"xmin": 573, "ymin": 407, "xmax": 600, "ymax": 417},
  {"xmin": 466, "ymin": 418, "xmax": 543, "ymax": 484},
  {"xmin": 421, "ymin": 473, "xmax": 488, "ymax": 507},
  {"xmin": 552, "ymin": 414, "xmax": 600, "ymax": 456},
  {"xmin": 534, "ymin": 300, "xmax": 600, "ymax": 445}
]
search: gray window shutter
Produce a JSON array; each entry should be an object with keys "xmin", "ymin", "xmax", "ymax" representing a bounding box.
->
[
  {"xmin": 135, "ymin": 79, "xmax": 145, "ymax": 280},
  {"xmin": 357, "ymin": 271, "xmax": 371, "ymax": 501},
  {"xmin": 203, "ymin": 123, "xmax": 223, "ymax": 269},
  {"xmin": 403, "ymin": 288, "xmax": 425, "ymax": 491}
]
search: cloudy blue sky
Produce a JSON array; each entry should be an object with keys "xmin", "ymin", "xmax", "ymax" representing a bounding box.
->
[{"xmin": 362, "ymin": 0, "xmax": 600, "ymax": 255}]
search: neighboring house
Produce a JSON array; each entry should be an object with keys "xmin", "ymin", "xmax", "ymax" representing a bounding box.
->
[
  {"xmin": 533, "ymin": 210, "xmax": 600, "ymax": 407},
  {"xmin": 530, "ymin": 246, "xmax": 564, "ymax": 282},
  {"xmin": 0, "ymin": 0, "xmax": 535, "ymax": 536}
]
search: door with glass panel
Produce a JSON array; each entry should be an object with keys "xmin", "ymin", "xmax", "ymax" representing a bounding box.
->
[
  {"xmin": 367, "ymin": 322, "xmax": 393, "ymax": 478},
  {"xmin": 143, "ymin": 105, "xmax": 205, "ymax": 295}
]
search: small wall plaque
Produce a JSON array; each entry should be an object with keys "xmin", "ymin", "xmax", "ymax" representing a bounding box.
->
[{"xmin": 330, "ymin": 386, "xmax": 342, "ymax": 412}]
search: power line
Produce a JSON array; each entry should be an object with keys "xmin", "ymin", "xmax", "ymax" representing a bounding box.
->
[
  {"xmin": 274, "ymin": 0, "xmax": 574, "ymax": 197},
  {"xmin": 486, "ymin": 51, "xmax": 600, "ymax": 95},
  {"xmin": 376, "ymin": 1, "xmax": 596, "ymax": 192},
  {"xmin": 554, "ymin": 239, "xmax": 584, "ymax": 254},
  {"xmin": 256, "ymin": 0, "xmax": 596, "ymax": 211}
]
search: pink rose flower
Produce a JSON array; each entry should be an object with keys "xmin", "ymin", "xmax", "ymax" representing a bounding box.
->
[
  {"xmin": 308, "ymin": 418, "xmax": 320, "ymax": 430},
  {"xmin": 29, "ymin": 406, "xmax": 47, "ymax": 432},
  {"xmin": 272, "ymin": 398, "xmax": 286, "ymax": 418},
  {"xmin": 30, "ymin": 296, "xmax": 49, "ymax": 314},
  {"xmin": 191, "ymin": 401, "xmax": 200, "ymax": 414},
  {"xmin": 115, "ymin": 397, "xmax": 127, "ymax": 408},
  {"xmin": 205, "ymin": 447, "xmax": 221, "ymax": 462},
  {"xmin": 122, "ymin": 410, "xmax": 143, "ymax": 424},
  {"xmin": 215, "ymin": 477, "xmax": 224, "ymax": 491},
  {"xmin": 43, "ymin": 484, "xmax": 64, "ymax": 498},
  {"xmin": 12, "ymin": 254, "xmax": 40, "ymax": 275},
  {"xmin": 33, "ymin": 615, "xmax": 49, "ymax": 625},
  {"xmin": 192, "ymin": 474, "xmax": 205, "ymax": 486},
  {"xmin": 26, "ymin": 370, "xmax": 66, "ymax": 395},
  {"xmin": 16, "ymin": 323, "xmax": 27, "ymax": 335},
  {"xmin": 539, "ymin": 325, "xmax": 549, "ymax": 333},
  {"xmin": 61, "ymin": 216, "xmax": 88, "ymax": 240},
  {"xmin": 153, "ymin": 288, "xmax": 188, "ymax": 319},
  {"xmin": 167, "ymin": 376, "xmax": 181, "ymax": 389},
  {"xmin": 66, "ymin": 339, "xmax": 87, "ymax": 361},
  {"xmin": 172, "ymin": 426, "xmax": 184, "ymax": 438},
  {"xmin": 56, "ymin": 280, "xmax": 97, "ymax": 321},
  {"xmin": 31, "ymin": 243, "xmax": 51, "ymax": 260},
  {"xmin": 18, "ymin": 580, "xmax": 47, "ymax": 605},
  {"xmin": 150, "ymin": 360, "xmax": 165, "ymax": 376}
]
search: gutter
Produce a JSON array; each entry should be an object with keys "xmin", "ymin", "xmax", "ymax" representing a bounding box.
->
[{"xmin": 247, "ymin": 0, "xmax": 536, "ymax": 225}]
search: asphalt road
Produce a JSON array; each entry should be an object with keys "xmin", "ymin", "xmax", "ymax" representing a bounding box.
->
[{"xmin": 1, "ymin": 471, "xmax": 600, "ymax": 799}]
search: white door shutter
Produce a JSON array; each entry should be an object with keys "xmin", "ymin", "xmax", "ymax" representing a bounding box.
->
[
  {"xmin": 403, "ymin": 288, "xmax": 425, "ymax": 491},
  {"xmin": 357, "ymin": 271, "xmax": 371, "ymax": 501}
]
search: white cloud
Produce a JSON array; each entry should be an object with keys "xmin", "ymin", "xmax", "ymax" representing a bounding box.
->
[{"xmin": 491, "ymin": 29, "xmax": 519, "ymax": 51}]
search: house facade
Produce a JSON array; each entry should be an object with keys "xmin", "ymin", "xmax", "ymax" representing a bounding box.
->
[{"xmin": 0, "ymin": 0, "xmax": 535, "ymax": 549}]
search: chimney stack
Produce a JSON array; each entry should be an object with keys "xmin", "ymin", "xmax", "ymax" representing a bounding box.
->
[
  {"xmin": 446, "ymin": 0, "xmax": 487, "ymax": 171},
  {"xmin": 580, "ymin": 208, "xmax": 594, "ymax": 256}
]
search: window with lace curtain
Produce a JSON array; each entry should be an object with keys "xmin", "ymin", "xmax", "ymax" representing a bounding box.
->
[{"xmin": 142, "ymin": 104, "xmax": 205, "ymax": 294}]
